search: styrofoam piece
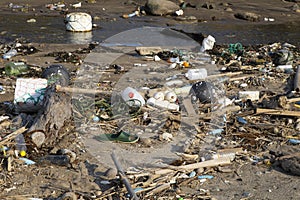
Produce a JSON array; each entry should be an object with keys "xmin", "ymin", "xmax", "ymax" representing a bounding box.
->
[
  {"xmin": 14, "ymin": 78, "xmax": 48, "ymax": 112},
  {"xmin": 239, "ymin": 91, "xmax": 260, "ymax": 101},
  {"xmin": 147, "ymin": 97, "xmax": 179, "ymax": 111}
]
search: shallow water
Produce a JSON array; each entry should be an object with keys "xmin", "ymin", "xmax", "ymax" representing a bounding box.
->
[{"xmin": 0, "ymin": 14, "xmax": 299, "ymax": 46}]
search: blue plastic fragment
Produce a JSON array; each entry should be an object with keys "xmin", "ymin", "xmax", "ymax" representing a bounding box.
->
[
  {"xmin": 93, "ymin": 116, "xmax": 100, "ymax": 122},
  {"xmin": 208, "ymin": 129, "xmax": 224, "ymax": 135},
  {"xmin": 19, "ymin": 157, "xmax": 36, "ymax": 165},
  {"xmin": 288, "ymin": 139, "xmax": 300, "ymax": 144},
  {"xmin": 189, "ymin": 171, "xmax": 196, "ymax": 178},
  {"xmin": 198, "ymin": 175, "xmax": 214, "ymax": 179},
  {"xmin": 133, "ymin": 187, "xmax": 144, "ymax": 193},
  {"xmin": 237, "ymin": 116, "xmax": 247, "ymax": 124}
]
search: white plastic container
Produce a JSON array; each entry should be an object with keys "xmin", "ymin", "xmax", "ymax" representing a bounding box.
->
[
  {"xmin": 121, "ymin": 87, "xmax": 145, "ymax": 106},
  {"xmin": 147, "ymin": 97, "xmax": 179, "ymax": 111},
  {"xmin": 185, "ymin": 68, "xmax": 208, "ymax": 80},
  {"xmin": 239, "ymin": 91, "xmax": 260, "ymax": 101},
  {"xmin": 200, "ymin": 35, "xmax": 216, "ymax": 52},
  {"xmin": 65, "ymin": 12, "xmax": 92, "ymax": 32}
]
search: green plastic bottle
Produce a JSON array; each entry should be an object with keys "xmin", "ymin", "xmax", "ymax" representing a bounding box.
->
[{"xmin": 5, "ymin": 62, "xmax": 28, "ymax": 76}]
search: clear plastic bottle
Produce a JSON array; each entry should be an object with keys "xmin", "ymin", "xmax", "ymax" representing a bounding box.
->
[
  {"xmin": 15, "ymin": 133, "xmax": 27, "ymax": 157},
  {"xmin": 3, "ymin": 49, "xmax": 17, "ymax": 59},
  {"xmin": 185, "ymin": 68, "xmax": 208, "ymax": 80}
]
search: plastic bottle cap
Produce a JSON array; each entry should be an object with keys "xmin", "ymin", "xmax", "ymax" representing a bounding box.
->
[
  {"xmin": 128, "ymin": 92, "xmax": 134, "ymax": 98},
  {"xmin": 20, "ymin": 150, "xmax": 26, "ymax": 157}
]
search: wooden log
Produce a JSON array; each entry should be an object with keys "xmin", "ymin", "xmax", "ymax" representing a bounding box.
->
[{"xmin": 28, "ymin": 86, "xmax": 72, "ymax": 146}]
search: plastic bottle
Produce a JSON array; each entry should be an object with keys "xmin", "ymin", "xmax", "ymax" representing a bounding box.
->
[
  {"xmin": 185, "ymin": 68, "xmax": 207, "ymax": 80},
  {"xmin": 15, "ymin": 133, "xmax": 27, "ymax": 157},
  {"xmin": 3, "ymin": 49, "xmax": 17, "ymax": 59},
  {"xmin": 5, "ymin": 62, "xmax": 28, "ymax": 76}
]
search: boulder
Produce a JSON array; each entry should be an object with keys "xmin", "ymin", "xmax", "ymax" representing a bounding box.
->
[{"xmin": 145, "ymin": 0, "xmax": 180, "ymax": 16}]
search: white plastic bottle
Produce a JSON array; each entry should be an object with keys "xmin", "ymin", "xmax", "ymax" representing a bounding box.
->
[{"xmin": 185, "ymin": 68, "xmax": 208, "ymax": 80}]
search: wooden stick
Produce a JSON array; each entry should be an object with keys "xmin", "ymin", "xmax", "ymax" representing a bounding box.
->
[
  {"xmin": 256, "ymin": 108, "xmax": 300, "ymax": 117},
  {"xmin": 0, "ymin": 127, "xmax": 27, "ymax": 146},
  {"xmin": 56, "ymin": 85, "xmax": 112, "ymax": 95},
  {"xmin": 111, "ymin": 152, "xmax": 139, "ymax": 200},
  {"xmin": 169, "ymin": 157, "xmax": 231, "ymax": 171},
  {"xmin": 145, "ymin": 183, "xmax": 171, "ymax": 197},
  {"xmin": 287, "ymin": 97, "xmax": 300, "ymax": 103}
]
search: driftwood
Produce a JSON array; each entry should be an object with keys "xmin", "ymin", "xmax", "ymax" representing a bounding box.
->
[
  {"xmin": 0, "ymin": 126, "xmax": 27, "ymax": 146},
  {"xmin": 168, "ymin": 157, "xmax": 232, "ymax": 171},
  {"xmin": 256, "ymin": 108, "xmax": 300, "ymax": 117},
  {"xmin": 56, "ymin": 85, "xmax": 111, "ymax": 95},
  {"xmin": 28, "ymin": 86, "xmax": 72, "ymax": 146}
]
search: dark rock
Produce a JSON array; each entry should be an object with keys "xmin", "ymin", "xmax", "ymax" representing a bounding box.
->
[
  {"xmin": 280, "ymin": 156, "xmax": 300, "ymax": 176},
  {"xmin": 234, "ymin": 12, "xmax": 260, "ymax": 22},
  {"xmin": 145, "ymin": 0, "xmax": 180, "ymax": 16},
  {"xmin": 202, "ymin": 2, "xmax": 216, "ymax": 9}
]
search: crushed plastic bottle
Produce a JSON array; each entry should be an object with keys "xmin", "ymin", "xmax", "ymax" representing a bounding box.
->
[
  {"xmin": 3, "ymin": 49, "xmax": 17, "ymax": 59},
  {"xmin": 15, "ymin": 133, "xmax": 27, "ymax": 157}
]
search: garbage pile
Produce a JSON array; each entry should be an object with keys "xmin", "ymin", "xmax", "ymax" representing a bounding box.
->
[{"xmin": 0, "ymin": 37, "xmax": 300, "ymax": 199}]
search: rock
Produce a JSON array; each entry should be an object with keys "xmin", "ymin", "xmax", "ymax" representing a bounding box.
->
[
  {"xmin": 234, "ymin": 12, "xmax": 260, "ymax": 22},
  {"xmin": 145, "ymin": 0, "xmax": 180, "ymax": 16},
  {"xmin": 202, "ymin": 2, "xmax": 216, "ymax": 9},
  {"xmin": 135, "ymin": 46, "xmax": 162, "ymax": 56},
  {"xmin": 280, "ymin": 156, "xmax": 300, "ymax": 176},
  {"xmin": 31, "ymin": 131, "xmax": 46, "ymax": 148},
  {"xmin": 225, "ymin": 7, "xmax": 233, "ymax": 12},
  {"xmin": 140, "ymin": 137, "xmax": 152, "ymax": 146},
  {"xmin": 104, "ymin": 168, "xmax": 118, "ymax": 179},
  {"xmin": 61, "ymin": 192, "xmax": 77, "ymax": 200}
]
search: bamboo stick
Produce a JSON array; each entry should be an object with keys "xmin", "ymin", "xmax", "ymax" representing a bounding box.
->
[
  {"xmin": 56, "ymin": 85, "xmax": 112, "ymax": 95},
  {"xmin": 0, "ymin": 127, "xmax": 27, "ymax": 146},
  {"xmin": 256, "ymin": 108, "xmax": 300, "ymax": 117}
]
